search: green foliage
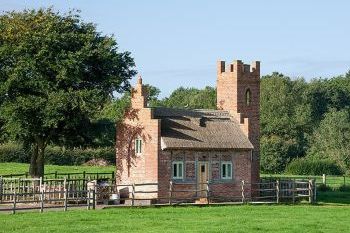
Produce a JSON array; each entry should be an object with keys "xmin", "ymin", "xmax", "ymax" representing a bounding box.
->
[
  {"xmin": 338, "ymin": 185, "xmax": 350, "ymax": 192},
  {"xmin": 0, "ymin": 142, "xmax": 29, "ymax": 163},
  {"xmin": 158, "ymin": 86, "xmax": 216, "ymax": 109},
  {"xmin": 285, "ymin": 158, "xmax": 344, "ymax": 176},
  {"xmin": 317, "ymin": 184, "xmax": 332, "ymax": 192},
  {"xmin": 307, "ymin": 109, "xmax": 350, "ymax": 173},
  {"xmin": 0, "ymin": 142, "xmax": 115, "ymax": 165},
  {"xmin": 0, "ymin": 8, "xmax": 135, "ymax": 176},
  {"xmin": 260, "ymin": 73, "xmax": 312, "ymax": 172},
  {"xmin": 260, "ymin": 135, "xmax": 298, "ymax": 173}
]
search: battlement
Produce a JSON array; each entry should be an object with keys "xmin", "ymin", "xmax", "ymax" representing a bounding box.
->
[{"xmin": 217, "ymin": 60, "xmax": 260, "ymax": 76}]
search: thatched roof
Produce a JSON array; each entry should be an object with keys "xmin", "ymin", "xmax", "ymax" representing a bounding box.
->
[{"xmin": 153, "ymin": 108, "xmax": 253, "ymax": 150}]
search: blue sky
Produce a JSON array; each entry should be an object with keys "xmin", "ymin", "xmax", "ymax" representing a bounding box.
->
[{"xmin": 1, "ymin": 0, "xmax": 349, "ymax": 97}]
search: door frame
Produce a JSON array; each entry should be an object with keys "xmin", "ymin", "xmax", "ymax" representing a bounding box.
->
[{"xmin": 197, "ymin": 161, "xmax": 210, "ymax": 197}]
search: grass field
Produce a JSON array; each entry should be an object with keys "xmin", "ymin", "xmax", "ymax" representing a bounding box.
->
[
  {"xmin": 1, "ymin": 205, "xmax": 350, "ymax": 233},
  {"xmin": 0, "ymin": 162, "xmax": 115, "ymax": 176}
]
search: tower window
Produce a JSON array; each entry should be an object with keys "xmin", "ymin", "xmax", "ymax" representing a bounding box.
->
[{"xmin": 245, "ymin": 89, "xmax": 252, "ymax": 106}]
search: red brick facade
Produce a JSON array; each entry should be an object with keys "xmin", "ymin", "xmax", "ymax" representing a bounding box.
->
[
  {"xmin": 217, "ymin": 60, "xmax": 260, "ymax": 184},
  {"xmin": 116, "ymin": 60, "xmax": 260, "ymax": 203}
]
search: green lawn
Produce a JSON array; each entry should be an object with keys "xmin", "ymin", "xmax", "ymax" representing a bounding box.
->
[
  {"xmin": 0, "ymin": 162, "xmax": 115, "ymax": 176},
  {"xmin": 1, "ymin": 205, "xmax": 350, "ymax": 233}
]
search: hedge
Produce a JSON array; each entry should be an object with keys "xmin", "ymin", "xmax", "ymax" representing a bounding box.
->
[
  {"xmin": 0, "ymin": 142, "xmax": 115, "ymax": 165},
  {"xmin": 285, "ymin": 158, "xmax": 344, "ymax": 176}
]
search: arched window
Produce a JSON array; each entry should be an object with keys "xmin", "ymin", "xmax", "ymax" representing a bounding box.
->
[{"xmin": 245, "ymin": 89, "xmax": 252, "ymax": 106}]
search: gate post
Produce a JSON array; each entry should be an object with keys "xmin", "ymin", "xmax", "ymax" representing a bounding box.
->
[
  {"xmin": 206, "ymin": 180, "xmax": 210, "ymax": 205},
  {"xmin": 276, "ymin": 180, "xmax": 280, "ymax": 204},
  {"xmin": 308, "ymin": 179, "xmax": 313, "ymax": 204},
  {"xmin": 168, "ymin": 180, "xmax": 173, "ymax": 205},
  {"xmin": 241, "ymin": 180, "xmax": 245, "ymax": 203}
]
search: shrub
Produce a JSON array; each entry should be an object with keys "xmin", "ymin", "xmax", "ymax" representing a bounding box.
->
[
  {"xmin": 0, "ymin": 142, "xmax": 29, "ymax": 163},
  {"xmin": 338, "ymin": 185, "xmax": 350, "ymax": 192},
  {"xmin": 0, "ymin": 142, "xmax": 115, "ymax": 165},
  {"xmin": 285, "ymin": 158, "xmax": 344, "ymax": 176},
  {"xmin": 317, "ymin": 184, "xmax": 332, "ymax": 192}
]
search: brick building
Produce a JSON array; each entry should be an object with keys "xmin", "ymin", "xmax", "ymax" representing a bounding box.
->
[{"xmin": 116, "ymin": 59, "xmax": 260, "ymax": 203}]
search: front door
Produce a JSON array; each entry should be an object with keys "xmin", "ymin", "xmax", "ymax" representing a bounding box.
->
[{"xmin": 197, "ymin": 162, "xmax": 209, "ymax": 197}]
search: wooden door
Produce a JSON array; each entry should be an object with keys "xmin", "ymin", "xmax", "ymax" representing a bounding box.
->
[{"xmin": 198, "ymin": 162, "xmax": 209, "ymax": 197}]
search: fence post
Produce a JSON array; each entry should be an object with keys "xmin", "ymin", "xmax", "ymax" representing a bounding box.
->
[
  {"xmin": 55, "ymin": 171, "xmax": 58, "ymax": 179},
  {"xmin": 64, "ymin": 186, "xmax": 68, "ymax": 211},
  {"xmin": 92, "ymin": 189, "xmax": 96, "ymax": 210},
  {"xmin": 276, "ymin": 180, "xmax": 280, "ymax": 204},
  {"xmin": 206, "ymin": 180, "xmax": 210, "ymax": 205},
  {"xmin": 309, "ymin": 179, "xmax": 313, "ymax": 204},
  {"xmin": 169, "ymin": 181, "xmax": 173, "ymax": 205},
  {"xmin": 313, "ymin": 179, "xmax": 317, "ymax": 203},
  {"xmin": 83, "ymin": 171, "xmax": 86, "ymax": 180},
  {"xmin": 322, "ymin": 174, "xmax": 326, "ymax": 185},
  {"xmin": 87, "ymin": 189, "xmax": 91, "ymax": 210},
  {"xmin": 0, "ymin": 177, "xmax": 3, "ymax": 203},
  {"xmin": 241, "ymin": 180, "xmax": 245, "ymax": 203},
  {"xmin": 131, "ymin": 183, "xmax": 135, "ymax": 207},
  {"xmin": 40, "ymin": 189, "xmax": 44, "ymax": 213},
  {"xmin": 292, "ymin": 179, "xmax": 295, "ymax": 204},
  {"xmin": 12, "ymin": 191, "xmax": 16, "ymax": 214}
]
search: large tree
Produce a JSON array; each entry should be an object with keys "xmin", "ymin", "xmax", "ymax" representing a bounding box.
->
[
  {"xmin": 307, "ymin": 109, "xmax": 350, "ymax": 173},
  {"xmin": 0, "ymin": 9, "xmax": 136, "ymax": 177}
]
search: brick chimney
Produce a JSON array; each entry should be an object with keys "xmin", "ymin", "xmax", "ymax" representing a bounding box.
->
[{"xmin": 131, "ymin": 76, "xmax": 148, "ymax": 109}]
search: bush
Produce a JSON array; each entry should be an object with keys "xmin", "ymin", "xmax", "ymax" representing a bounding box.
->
[
  {"xmin": 0, "ymin": 142, "xmax": 115, "ymax": 165},
  {"xmin": 285, "ymin": 158, "xmax": 344, "ymax": 176},
  {"xmin": 338, "ymin": 185, "xmax": 350, "ymax": 192},
  {"xmin": 317, "ymin": 184, "xmax": 332, "ymax": 192},
  {"xmin": 0, "ymin": 142, "xmax": 29, "ymax": 163}
]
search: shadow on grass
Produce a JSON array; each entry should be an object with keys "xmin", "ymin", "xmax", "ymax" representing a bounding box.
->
[{"xmin": 317, "ymin": 191, "xmax": 350, "ymax": 205}]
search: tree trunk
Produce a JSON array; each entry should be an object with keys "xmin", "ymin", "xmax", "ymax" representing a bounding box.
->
[{"xmin": 29, "ymin": 140, "xmax": 46, "ymax": 178}]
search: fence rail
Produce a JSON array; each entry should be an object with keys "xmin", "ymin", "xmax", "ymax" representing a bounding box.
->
[
  {"xmin": 0, "ymin": 177, "xmax": 316, "ymax": 214},
  {"xmin": 262, "ymin": 174, "xmax": 350, "ymax": 188}
]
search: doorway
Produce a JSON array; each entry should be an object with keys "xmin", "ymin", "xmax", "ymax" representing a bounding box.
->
[{"xmin": 197, "ymin": 162, "xmax": 209, "ymax": 197}]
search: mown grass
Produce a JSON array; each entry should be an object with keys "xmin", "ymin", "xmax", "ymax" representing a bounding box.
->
[
  {"xmin": 0, "ymin": 162, "xmax": 115, "ymax": 176},
  {"xmin": 1, "ymin": 205, "xmax": 350, "ymax": 233}
]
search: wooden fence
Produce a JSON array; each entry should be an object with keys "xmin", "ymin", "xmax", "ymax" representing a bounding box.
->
[
  {"xmin": 0, "ymin": 178, "xmax": 316, "ymax": 213},
  {"xmin": 262, "ymin": 174, "xmax": 350, "ymax": 188},
  {"xmin": 0, "ymin": 189, "xmax": 96, "ymax": 214}
]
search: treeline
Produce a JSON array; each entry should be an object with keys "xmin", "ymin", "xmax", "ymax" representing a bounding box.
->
[
  {"xmin": 144, "ymin": 72, "xmax": 350, "ymax": 174},
  {"xmin": 1, "ymin": 72, "xmax": 350, "ymax": 174}
]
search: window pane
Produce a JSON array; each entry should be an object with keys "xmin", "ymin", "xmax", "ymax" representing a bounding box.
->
[
  {"xmin": 228, "ymin": 164, "xmax": 232, "ymax": 178},
  {"xmin": 179, "ymin": 163, "xmax": 183, "ymax": 177},
  {"xmin": 173, "ymin": 163, "xmax": 177, "ymax": 177},
  {"xmin": 222, "ymin": 164, "xmax": 226, "ymax": 178},
  {"xmin": 139, "ymin": 140, "xmax": 142, "ymax": 153}
]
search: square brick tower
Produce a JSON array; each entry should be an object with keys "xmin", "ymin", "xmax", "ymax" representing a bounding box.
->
[{"xmin": 216, "ymin": 60, "xmax": 260, "ymax": 184}]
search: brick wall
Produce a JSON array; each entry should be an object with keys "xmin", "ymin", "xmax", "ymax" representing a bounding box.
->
[
  {"xmin": 116, "ymin": 77, "xmax": 161, "ymax": 198},
  {"xmin": 158, "ymin": 149, "xmax": 252, "ymax": 203},
  {"xmin": 216, "ymin": 60, "xmax": 260, "ymax": 184}
]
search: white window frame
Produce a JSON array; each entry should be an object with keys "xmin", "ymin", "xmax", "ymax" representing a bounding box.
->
[
  {"xmin": 172, "ymin": 161, "xmax": 184, "ymax": 179},
  {"xmin": 135, "ymin": 138, "xmax": 142, "ymax": 155},
  {"xmin": 221, "ymin": 161, "xmax": 233, "ymax": 180}
]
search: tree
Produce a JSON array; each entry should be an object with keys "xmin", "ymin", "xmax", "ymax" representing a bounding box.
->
[
  {"xmin": 0, "ymin": 8, "xmax": 136, "ymax": 177},
  {"xmin": 159, "ymin": 86, "xmax": 216, "ymax": 109},
  {"xmin": 260, "ymin": 73, "xmax": 312, "ymax": 172},
  {"xmin": 307, "ymin": 109, "xmax": 350, "ymax": 173}
]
